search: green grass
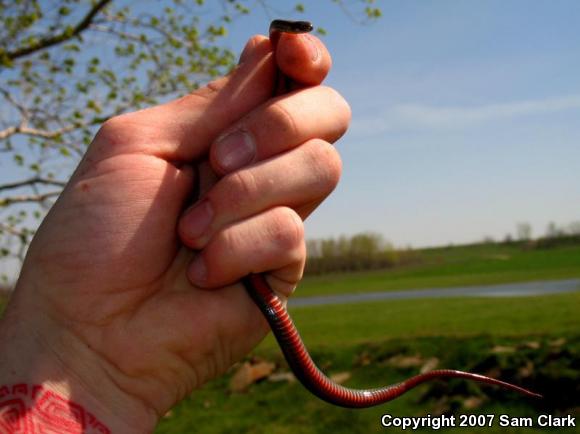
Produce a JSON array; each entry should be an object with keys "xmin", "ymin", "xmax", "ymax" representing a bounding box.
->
[
  {"xmin": 263, "ymin": 292, "xmax": 580, "ymax": 350},
  {"xmin": 157, "ymin": 335, "xmax": 579, "ymax": 434},
  {"xmin": 299, "ymin": 244, "xmax": 580, "ymax": 297},
  {"xmin": 156, "ymin": 293, "xmax": 580, "ymax": 433},
  {"xmin": 2, "ymin": 242, "xmax": 579, "ymax": 432}
]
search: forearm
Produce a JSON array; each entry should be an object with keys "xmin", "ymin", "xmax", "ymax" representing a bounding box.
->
[{"xmin": 0, "ymin": 300, "xmax": 157, "ymax": 434}]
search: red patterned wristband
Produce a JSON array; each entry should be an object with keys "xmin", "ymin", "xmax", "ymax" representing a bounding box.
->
[{"xmin": 0, "ymin": 384, "xmax": 110, "ymax": 434}]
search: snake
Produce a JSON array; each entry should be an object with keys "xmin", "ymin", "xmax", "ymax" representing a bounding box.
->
[{"xmin": 240, "ymin": 19, "xmax": 541, "ymax": 408}]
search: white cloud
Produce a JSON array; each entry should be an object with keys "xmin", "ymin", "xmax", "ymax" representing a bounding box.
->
[{"xmin": 351, "ymin": 94, "xmax": 580, "ymax": 136}]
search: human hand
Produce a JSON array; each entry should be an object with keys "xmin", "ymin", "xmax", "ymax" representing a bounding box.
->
[{"xmin": 0, "ymin": 31, "xmax": 349, "ymax": 432}]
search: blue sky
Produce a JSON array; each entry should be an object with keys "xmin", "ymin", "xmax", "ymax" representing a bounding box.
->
[
  {"xmin": 2, "ymin": 0, "xmax": 579, "ymax": 250},
  {"xmin": 223, "ymin": 0, "xmax": 580, "ymax": 247}
]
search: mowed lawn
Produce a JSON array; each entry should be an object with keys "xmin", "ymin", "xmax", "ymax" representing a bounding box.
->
[
  {"xmin": 156, "ymin": 292, "xmax": 580, "ymax": 434},
  {"xmin": 261, "ymin": 292, "xmax": 580, "ymax": 350},
  {"xmin": 298, "ymin": 243, "xmax": 580, "ymax": 297},
  {"xmin": 1, "ymin": 242, "xmax": 578, "ymax": 433}
]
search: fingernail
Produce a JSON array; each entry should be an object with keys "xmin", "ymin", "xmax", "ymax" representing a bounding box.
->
[
  {"xmin": 214, "ymin": 130, "xmax": 256, "ymax": 172},
  {"xmin": 182, "ymin": 199, "xmax": 213, "ymax": 240},
  {"xmin": 304, "ymin": 34, "xmax": 320, "ymax": 62},
  {"xmin": 189, "ymin": 255, "xmax": 207, "ymax": 284}
]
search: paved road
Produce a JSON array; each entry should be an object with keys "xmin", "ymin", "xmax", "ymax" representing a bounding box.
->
[{"xmin": 288, "ymin": 278, "xmax": 580, "ymax": 308}]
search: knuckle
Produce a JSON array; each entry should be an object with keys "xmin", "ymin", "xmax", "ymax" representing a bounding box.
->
[
  {"xmin": 100, "ymin": 114, "xmax": 125, "ymax": 132},
  {"xmin": 96, "ymin": 115, "xmax": 130, "ymax": 145},
  {"xmin": 266, "ymin": 101, "xmax": 299, "ymax": 139},
  {"xmin": 222, "ymin": 169, "xmax": 258, "ymax": 214},
  {"xmin": 304, "ymin": 140, "xmax": 342, "ymax": 192},
  {"xmin": 205, "ymin": 226, "xmax": 240, "ymax": 281},
  {"xmin": 268, "ymin": 207, "xmax": 304, "ymax": 253},
  {"xmin": 320, "ymin": 86, "xmax": 352, "ymax": 139},
  {"xmin": 197, "ymin": 76, "xmax": 226, "ymax": 99},
  {"xmin": 201, "ymin": 77, "xmax": 225, "ymax": 96},
  {"xmin": 214, "ymin": 226, "xmax": 237, "ymax": 260},
  {"xmin": 178, "ymin": 76, "xmax": 225, "ymax": 106}
]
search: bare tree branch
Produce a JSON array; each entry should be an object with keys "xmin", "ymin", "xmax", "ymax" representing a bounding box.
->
[
  {"xmin": 0, "ymin": 87, "xmax": 28, "ymax": 116},
  {"xmin": 89, "ymin": 23, "xmax": 164, "ymax": 72},
  {"xmin": 0, "ymin": 177, "xmax": 67, "ymax": 193},
  {"xmin": 18, "ymin": 124, "xmax": 78, "ymax": 139},
  {"xmin": 0, "ymin": 123, "xmax": 78, "ymax": 141},
  {"xmin": 0, "ymin": 192, "xmax": 60, "ymax": 207},
  {"xmin": 0, "ymin": 126, "xmax": 17, "ymax": 141},
  {"xmin": 0, "ymin": 221, "xmax": 29, "ymax": 238},
  {"xmin": 3, "ymin": 0, "xmax": 113, "ymax": 61}
]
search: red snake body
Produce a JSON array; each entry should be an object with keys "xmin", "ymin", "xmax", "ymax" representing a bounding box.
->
[{"xmin": 240, "ymin": 20, "xmax": 541, "ymax": 407}]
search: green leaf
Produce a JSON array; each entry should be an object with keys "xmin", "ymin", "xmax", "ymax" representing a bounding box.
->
[
  {"xmin": 13, "ymin": 154, "xmax": 24, "ymax": 166},
  {"xmin": 86, "ymin": 99, "xmax": 102, "ymax": 113}
]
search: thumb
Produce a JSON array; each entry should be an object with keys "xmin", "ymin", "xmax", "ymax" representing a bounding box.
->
[
  {"xmin": 157, "ymin": 35, "xmax": 276, "ymax": 162},
  {"xmin": 88, "ymin": 36, "xmax": 276, "ymax": 164}
]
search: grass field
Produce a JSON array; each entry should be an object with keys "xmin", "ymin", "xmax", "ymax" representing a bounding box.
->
[
  {"xmin": 155, "ymin": 238, "xmax": 579, "ymax": 432},
  {"xmin": 299, "ymin": 243, "xmax": 580, "ymax": 296},
  {"xmin": 1, "ymin": 242, "xmax": 578, "ymax": 433},
  {"xmin": 265, "ymin": 292, "xmax": 580, "ymax": 349},
  {"xmin": 156, "ymin": 292, "xmax": 580, "ymax": 434}
]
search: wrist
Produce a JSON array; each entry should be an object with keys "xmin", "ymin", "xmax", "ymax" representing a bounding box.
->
[{"xmin": 0, "ymin": 297, "xmax": 158, "ymax": 433}]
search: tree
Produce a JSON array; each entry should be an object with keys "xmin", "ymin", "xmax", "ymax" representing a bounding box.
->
[
  {"xmin": 545, "ymin": 221, "xmax": 561, "ymax": 239},
  {"xmin": 0, "ymin": 0, "xmax": 381, "ymax": 284},
  {"xmin": 516, "ymin": 222, "xmax": 532, "ymax": 242},
  {"xmin": 568, "ymin": 221, "xmax": 580, "ymax": 236},
  {"xmin": 304, "ymin": 232, "xmax": 398, "ymax": 274}
]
